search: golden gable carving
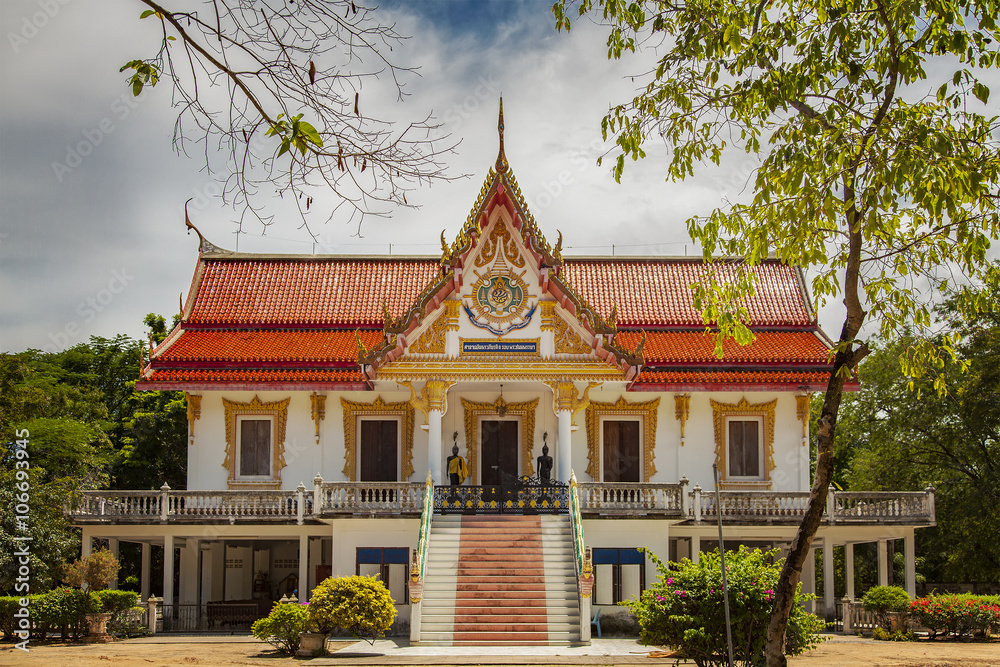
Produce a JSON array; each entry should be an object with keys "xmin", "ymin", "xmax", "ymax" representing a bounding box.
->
[{"xmin": 475, "ymin": 219, "xmax": 525, "ymax": 269}]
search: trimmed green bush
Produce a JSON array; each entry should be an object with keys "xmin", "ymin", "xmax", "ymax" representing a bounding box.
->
[
  {"xmin": 307, "ymin": 575, "xmax": 397, "ymax": 644},
  {"xmin": 623, "ymin": 546, "xmax": 825, "ymax": 667},
  {"xmin": 910, "ymin": 594, "xmax": 1000, "ymax": 638},
  {"xmin": 0, "ymin": 596, "xmax": 21, "ymax": 640},
  {"xmin": 31, "ymin": 588, "xmax": 89, "ymax": 639},
  {"xmin": 251, "ymin": 602, "xmax": 309, "ymax": 655},
  {"xmin": 94, "ymin": 589, "xmax": 140, "ymax": 635},
  {"xmin": 861, "ymin": 586, "xmax": 910, "ymax": 632}
]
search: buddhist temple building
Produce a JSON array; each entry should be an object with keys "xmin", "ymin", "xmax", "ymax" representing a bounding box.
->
[{"xmin": 69, "ymin": 103, "xmax": 935, "ymax": 644}]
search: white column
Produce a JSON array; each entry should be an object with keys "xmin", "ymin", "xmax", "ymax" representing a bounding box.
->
[
  {"xmin": 802, "ymin": 549, "xmax": 816, "ymax": 613},
  {"xmin": 141, "ymin": 542, "xmax": 151, "ymax": 601},
  {"xmin": 108, "ymin": 538, "xmax": 120, "ymax": 589},
  {"xmin": 179, "ymin": 539, "xmax": 200, "ymax": 604},
  {"xmin": 903, "ymin": 529, "xmax": 916, "ymax": 599},
  {"xmin": 845, "ymin": 543, "xmax": 855, "ymax": 601},
  {"xmin": 691, "ymin": 536, "xmax": 701, "ymax": 564},
  {"xmin": 877, "ymin": 539, "xmax": 889, "ymax": 587},
  {"xmin": 428, "ymin": 409, "xmax": 443, "ymax": 483},
  {"xmin": 209, "ymin": 542, "xmax": 225, "ymax": 602},
  {"xmin": 557, "ymin": 409, "xmax": 573, "ymax": 483},
  {"xmin": 81, "ymin": 530, "xmax": 93, "ymax": 559},
  {"xmin": 163, "ymin": 535, "xmax": 175, "ymax": 608},
  {"xmin": 299, "ymin": 535, "xmax": 309, "ymax": 604},
  {"xmin": 308, "ymin": 537, "xmax": 323, "ymax": 594},
  {"xmin": 823, "ymin": 536, "xmax": 835, "ymax": 622}
]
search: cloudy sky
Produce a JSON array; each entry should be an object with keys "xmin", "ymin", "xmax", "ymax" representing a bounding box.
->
[{"xmin": 3, "ymin": 0, "xmax": 967, "ymax": 353}]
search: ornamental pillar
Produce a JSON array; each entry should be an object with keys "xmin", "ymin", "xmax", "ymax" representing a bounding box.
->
[
  {"xmin": 552, "ymin": 381, "xmax": 577, "ymax": 483},
  {"xmin": 557, "ymin": 410, "xmax": 572, "ymax": 483},
  {"xmin": 426, "ymin": 380, "xmax": 451, "ymax": 484}
]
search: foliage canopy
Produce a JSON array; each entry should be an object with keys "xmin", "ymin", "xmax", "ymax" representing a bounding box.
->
[{"xmin": 554, "ymin": 1, "xmax": 1000, "ymax": 662}]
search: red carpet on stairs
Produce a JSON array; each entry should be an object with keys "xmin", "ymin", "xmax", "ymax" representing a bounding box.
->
[{"xmin": 452, "ymin": 514, "xmax": 549, "ymax": 645}]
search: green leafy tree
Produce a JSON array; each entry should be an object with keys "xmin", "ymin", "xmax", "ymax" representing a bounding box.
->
[
  {"xmin": 307, "ymin": 575, "xmax": 397, "ymax": 644},
  {"xmin": 861, "ymin": 585, "xmax": 911, "ymax": 632},
  {"xmin": 838, "ymin": 287, "xmax": 1000, "ymax": 583},
  {"xmin": 554, "ymin": 1, "xmax": 1000, "ymax": 662}
]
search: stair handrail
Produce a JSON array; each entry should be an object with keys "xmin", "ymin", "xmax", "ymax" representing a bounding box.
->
[
  {"xmin": 569, "ymin": 471, "xmax": 586, "ymax": 579},
  {"xmin": 412, "ymin": 470, "xmax": 434, "ymax": 582}
]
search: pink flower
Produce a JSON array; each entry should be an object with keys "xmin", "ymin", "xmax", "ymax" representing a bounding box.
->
[{"xmin": 667, "ymin": 578, "xmax": 674, "ymax": 584}]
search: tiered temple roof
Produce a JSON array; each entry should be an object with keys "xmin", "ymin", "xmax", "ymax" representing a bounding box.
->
[{"xmin": 139, "ymin": 101, "xmax": 849, "ymax": 393}]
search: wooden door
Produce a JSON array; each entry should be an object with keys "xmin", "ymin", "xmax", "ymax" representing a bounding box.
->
[
  {"xmin": 603, "ymin": 420, "xmax": 640, "ymax": 482},
  {"xmin": 239, "ymin": 419, "xmax": 271, "ymax": 476},
  {"xmin": 360, "ymin": 420, "xmax": 398, "ymax": 482},
  {"xmin": 481, "ymin": 420, "xmax": 518, "ymax": 485}
]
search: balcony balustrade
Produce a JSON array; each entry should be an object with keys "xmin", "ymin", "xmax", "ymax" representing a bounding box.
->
[{"xmin": 66, "ymin": 480, "xmax": 935, "ymax": 525}]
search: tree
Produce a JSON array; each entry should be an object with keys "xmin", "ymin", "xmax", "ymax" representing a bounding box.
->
[
  {"xmin": 307, "ymin": 575, "xmax": 396, "ymax": 644},
  {"xmin": 125, "ymin": 0, "xmax": 458, "ymax": 237},
  {"xmin": 553, "ymin": 1, "xmax": 1000, "ymax": 664},
  {"xmin": 838, "ymin": 286, "xmax": 1000, "ymax": 582}
]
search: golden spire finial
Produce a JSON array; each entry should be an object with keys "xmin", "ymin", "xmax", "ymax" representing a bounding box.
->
[{"xmin": 495, "ymin": 97, "xmax": 508, "ymax": 173}]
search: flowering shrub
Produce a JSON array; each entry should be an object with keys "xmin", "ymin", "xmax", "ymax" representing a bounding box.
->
[
  {"xmin": 307, "ymin": 575, "xmax": 396, "ymax": 644},
  {"xmin": 623, "ymin": 546, "xmax": 825, "ymax": 667},
  {"xmin": 251, "ymin": 602, "xmax": 310, "ymax": 655},
  {"xmin": 861, "ymin": 586, "xmax": 910, "ymax": 631},
  {"xmin": 909, "ymin": 594, "xmax": 1000, "ymax": 638}
]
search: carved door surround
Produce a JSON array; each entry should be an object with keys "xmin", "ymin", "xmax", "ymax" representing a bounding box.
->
[
  {"xmin": 461, "ymin": 396, "xmax": 539, "ymax": 484},
  {"xmin": 711, "ymin": 396, "xmax": 777, "ymax": 489}
]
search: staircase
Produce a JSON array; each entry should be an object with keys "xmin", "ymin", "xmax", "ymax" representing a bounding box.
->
[{"xmin": 418, "ymin": 514, "xmax": 581, "ymax": 645}]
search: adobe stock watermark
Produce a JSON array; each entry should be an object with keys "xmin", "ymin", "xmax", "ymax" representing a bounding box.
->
[
  {"xmin": 51, "ymin": 88, "xmax": 150, "ymax": 183},
  {"xmin": 12, "ymin": 428, "xmax": 32, "ymax": 652},
  {"xmin": 526, "ymin": 138, "xmax": 604, "ymax": 212},
  {"xmin": 7, "ymin": 0, "xmax": 72, "ymax": 54},
  {"xmin": 44, "ymin": 267, "xmax": 136, "ymax": 352},
  {"xmin": 442, "ymin": 75, "xmax": 501, "ymax": 131}
]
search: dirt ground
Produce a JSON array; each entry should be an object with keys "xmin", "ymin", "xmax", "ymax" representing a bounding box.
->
[{"xmin": 1, "ymin": 636, "xmax": 998, "ymax": 667}]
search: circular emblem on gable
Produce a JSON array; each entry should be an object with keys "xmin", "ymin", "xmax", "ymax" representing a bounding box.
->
[
  {"xmin": 478, "ymin": 275, "xmax": 524, "ymax": 317},
  {"xmin": 467, "ymin": 270, "xmax": 535, "ymax": 336}
]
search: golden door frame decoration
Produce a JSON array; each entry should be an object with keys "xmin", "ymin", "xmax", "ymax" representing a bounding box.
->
[
  {"xmin": 340, "ymin": 396, "xmax": 415, "ymax": 481},
  {"xmin": 711, "ymin": 396, "xmax": 777, "ymax": 489},
  {"xmin": 223, "ymin": 396, "xmax": 290, "ymax": 489},
  {"xmin": 584, "ymin": 396, "xmax": 660, "ymax": 482},
  {"xmin": 461, "ymin": 397, "xmax": 539, "ymax": 484}
]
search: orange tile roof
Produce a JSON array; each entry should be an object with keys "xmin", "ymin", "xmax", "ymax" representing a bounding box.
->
[
  {"xmin": 183, "ymin": 256, "xmax": 811, "ymax": 328},
  {"xmin": 560, "ymin": 259, "xmax": 811, "ymax": 327},
  {"xmin": 617, "ymin": 330, "xmax": 830, "ymax": 365},
  {"xmin": 634, "ymin": 369, "xmax": 853, "ymax": 390},
  {"xmin": 158, "ymin": 329, "xmax": 383, "ymax": 364},
  {"xmin": 138, "ymin": 368, "xmax": 366, "ymax": 386},
  {"xmin": 188, "ymin": 258, "xmax": 441, "ymax": 326}
]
